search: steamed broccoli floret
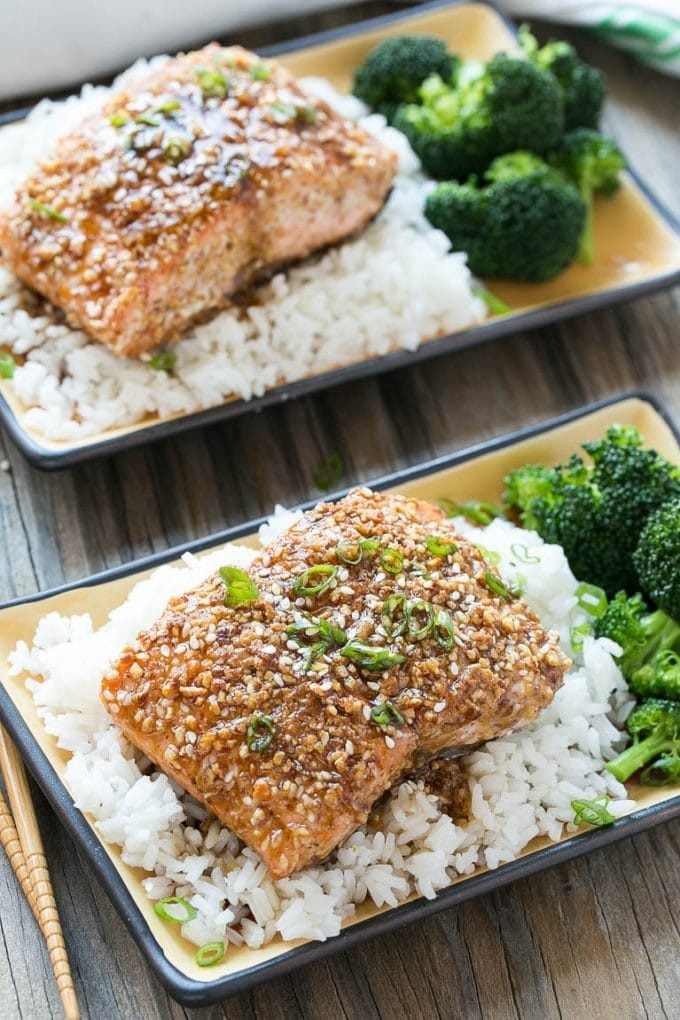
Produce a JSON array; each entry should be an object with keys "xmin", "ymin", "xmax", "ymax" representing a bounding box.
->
[
  {"xmin": 424, "ymin": 152, "xmax": 585, "ymax": 281},
  {"xmin": 549, "ymin": 128, "xmax": 625, "ymax": 263},
  {"xmin": 503, "ymin": 425, "xmax": 680, "ymax": 596},
  {"xmin": 606, "ymin": 699, "xmax": 680, "ymax": 784},
  {"xmin": 520, "ymin": 25, "xmax": 605, "ymax": 130},
  {"xmin": 594, "ymin": 591, "xmax": 680, "ymax": 697},
  {"xmin": 393, "ymin": 53, "xmax": 564, "ymax": 180},
  {"xmin": 634, "ymin": 497, "xmax": 680, "ymax": 620},
  {"xmin": 352, "ymin": 35, "xmax": 458, "ymax": 121}
]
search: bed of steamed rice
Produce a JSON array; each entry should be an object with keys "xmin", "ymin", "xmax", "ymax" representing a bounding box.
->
[
  {"xmin": 0, "ymin": 67, "xmax": 485, "ymax": 442},
  {"xmin": 8, "ymin": 508, "xmax": 637, "ymax": 951}
]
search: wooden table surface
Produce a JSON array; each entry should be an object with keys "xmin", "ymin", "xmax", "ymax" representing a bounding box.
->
[{"xmin": 1, "ymin": 4, "xmax": 679, "ymax": 1018}]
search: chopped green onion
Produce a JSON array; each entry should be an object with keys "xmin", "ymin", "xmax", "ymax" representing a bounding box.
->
[
  {"xmin": 514, "ymin": 572, "xmax": 528, "ymax": 597},
  {"xmin": 405, "ymin": 599, "xmax": 435, "ymax": 640},
  {"xmin": 195, "ymin": 67, "xmax": 229, "ymax": 97},
  {"xmin": 266, "ymin": 101, "xmax": 316, "ymax": 124},
  {"xmin": 335, "ymin": 537, "xmax": 379, "ymax": 565},
  {"xmin": 153, "ymin": 98, "xmax": 181, "ymax": 115},
  {"xmin": 109, "ymin": 111, "xmax": 129, "ymax": 127},
  {"xmin": 286, "ymin": 616, "xmax": 346, "ymax": 669},
  {"xmin": 477, "ymin": 544, "xmax": 501, "ymax": 567},
  {"xmin": 163, "ymin": 136, "xmax": 192, "ymax": 163},
  {"xmin": 575, "ymin": 582, "xmax": 608, "ymax": 619},
  {"xmin": 296, "ymin": 104, "xmax": 317, "ymax": 123},
  {"xmin": 571, "ymin": 796, "xmax": 615, "ymax": 827},
  {"xmin": 314, "ymin": 453, "xmax": 343, "ymax": 492},
  {"xmin": 370, "ymin": 701, "xmax": 405, "ymax": 728},
  {"xmin": 471, "ymin": 283, "xmax": 511, "ymax": 316},
  {"xmin": 26, "ymin": 198, "xmax": 69, "ymax": 223},
  {"xmin": 148, "ymin": 351, "xmax": 177, "ymax": 371},
  {"xmin": 439, "ymin": 499, "xmax": 503, "ymax": 526},
  {"xmin": 424, "ymin": 535, "xmax": 458, "ymax": 557},
  {"xmin": 380, "ymin": 548, "xmax": 404, "ymax": 575},
  {"xmin": 340, "ymin": 640, "xmax": 405, "ymax": 672},
  {"xmin": 381, "ymin": 593, "xmax": 408, "ymax": 638},
  {"xmin": 509, "ymin": 543, "xmax": 541, "ymax": 564},
  {"xmin": 220, "ymin": 565, "xmax": 259, "ymax": 608},
  {"xmin": 249, "ymin": 62, "xmax": 271, "ymax": 80},
  {"xmin": 410, "ymin": 563, "xmax": 431, "ymax": 580},
  {"xmin": 246, "ymin": 713, "xmax": 275, "ymax": 753},
  {"xmin": 195, "ymin": 941, "xmax": 226, "ymax": 967},
  {"xmin": 0, "ymin": 351, "xmax": 16, "ymax": 380},
  {"xmin": 570, "ymin": 621, "xmax": 593, "ymax": 654},
  {"xmin": 484, "ymin": 568, "xmax": 517, "ymax": 602},
  {"xmin": 135, "ymin": 111, "xmax": 161, "ymax": 127},
  {"xmin": 433, "ymin": 608, "xmax": 455, "ymax": 650},
  {"xmin": 154, "ymin": 896, "xmax": 197, "ymax": 923},
  {"xmin": 293, "ymin": 563, "xmax": 339, "ymax": 597}
]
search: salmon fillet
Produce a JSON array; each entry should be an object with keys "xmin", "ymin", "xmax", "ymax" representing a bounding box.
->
[
  {"xmin": 101, "ymin": 489, "xmax": 570, "ymax": 878},
  {"xmin": 0, "ymin": 45, "xmax": 397, "ymax": 357}
]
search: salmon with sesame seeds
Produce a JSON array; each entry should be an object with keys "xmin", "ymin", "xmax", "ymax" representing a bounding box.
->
[
  {"xmin": 100, "ymin": 488, "xmax": 570, "ymax": 878},
  {"xmin": 0, "ymin": 45, "xmax": 397, "ymax": 358}
]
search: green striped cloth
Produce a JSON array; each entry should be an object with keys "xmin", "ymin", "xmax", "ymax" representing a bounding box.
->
[{"xmin": 502, "ymin": 1, "xmax": 680, "ymax": 74}]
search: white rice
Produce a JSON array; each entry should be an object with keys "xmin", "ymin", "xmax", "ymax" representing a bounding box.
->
[
  {"xmin": 8, "ymin": 508, "xmax": 637, "ymax": 953},
  {"xmin": 0, "ymin": 68, "xmax": 485, "ymax": 441}
]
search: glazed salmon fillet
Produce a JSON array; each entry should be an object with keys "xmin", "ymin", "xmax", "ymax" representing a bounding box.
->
[
  {"xmin": 101, "ymin": 489, "xmax": 570, "ymax": 878},
  {"xmin": 0, "ymin": 45, "xmax": 397, "ymax": 357}
]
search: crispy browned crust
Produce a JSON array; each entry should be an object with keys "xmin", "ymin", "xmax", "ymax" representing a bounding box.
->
[
  {"xmin": 101, "ymin": 489, "xmax": 570, "ymax": 878},
  {"xmin": 0, "ymin": 45, "xmax": 397, "ymax": 357}
]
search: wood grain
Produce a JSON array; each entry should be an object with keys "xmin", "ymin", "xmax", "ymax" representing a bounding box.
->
[{"xmin": 0, "ymin": 4, "xmax": 679, "ymax": 1019}]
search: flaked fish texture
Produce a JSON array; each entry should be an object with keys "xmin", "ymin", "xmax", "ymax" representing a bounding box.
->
[
  {"xmin": 0, "ymin": 45, "xmax": 397, "ymax": 357},
  {"xmin": 101, "ymin": 489, "xmax": 570, "ymax": 878}
]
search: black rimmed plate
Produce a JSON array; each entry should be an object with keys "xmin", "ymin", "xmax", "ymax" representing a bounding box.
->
[
  {"xmin": 0, "ymin": 0, "xmax": 680, "ymax": 468},
  {"xmin": 0, "ymin": 390, "xmax": 678, "ymax": 1005}
]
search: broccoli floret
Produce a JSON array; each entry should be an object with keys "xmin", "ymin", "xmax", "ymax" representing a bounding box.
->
[
  {"xmin": 549, "ymin": 128, "xmax": 625, "ymax": 263},
  {"xmin": 503, "ymin": 425, "xmax": 680, "ymax": 596},
  {"xmin": 520, "ymin": 25, "xmax": 605, "ymax": 130},
  {"xmin": 352, "ymin": 35, "xmax": 458, "ymax": 121},
  {"xmin": 594, "ymin": 591, "xmax": 680, "ymax": 693},
  {"xmin": 634, "ymin": 497, "xmax": 680, "ymax": 619},
  {"xmin": 393, "ymin": 53, "xmax": 564, "ymax": 180},
  {"xmin": 606, "ymin": 698, "xmax": 680, "ymax": 784},
  {"xmin": 425, "ymin": 152, "xmax": 585, "ymax": 281}
]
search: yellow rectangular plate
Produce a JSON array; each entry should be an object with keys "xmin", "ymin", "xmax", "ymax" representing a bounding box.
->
[
  {"xmin": 0, "ymin": 391, "xmax": 678, "ymax": 1004},
  {"xmin": 0, "ymin": 0, "xmax": 679, "ymax": 468}
]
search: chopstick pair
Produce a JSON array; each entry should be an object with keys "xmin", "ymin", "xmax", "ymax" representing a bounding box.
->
[{"xmin": 0, "ymin": 727, "xmax": 80, "ymax": 1020}]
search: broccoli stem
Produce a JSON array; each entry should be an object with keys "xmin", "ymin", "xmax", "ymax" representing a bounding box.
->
[
  {"xmin": 606, "ymin": 732, "xmax": 670, "ymax": 783},
  {"xmin": 645, "ymin": 611, "xmax": 680, "ymax": 661},
  {"xmin": 577, "ymin": 183, "xmax": 594, "ymax": 264}
]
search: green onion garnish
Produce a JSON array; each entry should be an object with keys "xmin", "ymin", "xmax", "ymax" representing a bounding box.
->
[
  {"xmin": 153, "ymin": 98, "xmax": 181, "ymax": 115},
  {"xmin": 439, "ymin": 499, "xmax": 503, "ymax": 526},
  {"xmin": 381, "ymin": 593, "xmax": 408, "ymax": 638},
  {"xmin": 509, "ymin": 543, "xmax": 541, "ymax": 564},
  {"xmin": 249, "ymin": 63, "xmax": 271, "ymax": 80},
  {"xmin": 109, "ymin": 111, "xmax": 129, "ymax": 127},
  {"xmin": 335, "ymin": 537, "xmax": 379, "ymax": 565},
  {"xmin": 570, "ymin": 621, "xmax": 593, "ymax": 654},
  {"xmin": 370, "ymin": 701, "xmax": 405, "ymax": 728},
  {"xmin": 267, "ymin": 101, "xmax": 317, "ymax": 124},
  {"xmin": 575, "ymin": 582, "xmax": 608, "ymax": 619},
  {"xmin": 293, "ymin": 564, "xmax": 339, "ymax": 597},
  {"xmin": 484, "ymin": 569, "xmax": 517, "ymax": 602},
  {"xmin": 424, "ymin": 535, "xmax": 457, "ymax": 557},
  {"xmin": 380, "ymin": 548, "xmax": 404, "ymax": 575},
  {"xmin": 246, "ymin": 713, "xmax": 275, "ymax": 753},
  {"xmin": 135, "ymin": 111, "xmax": 161, "ymax": 127},
  {"xmin": 0, "ymin": 351, "xmax": 16, "ymax": 380},
  {"xmin": 297, "ymin": 104, "xmax": 317, "ymax": 123},
  {"xmin": 433, "ymin": 608, "xmax": 455, "ymax": 649},
  {"xmin": 477, "ymin": 544, "xmax": 501, "ymax": 567},
  {"xmin": 405, "ymin": 599, "xmax": 435, "ymax": 640},
  {"xmin": 219, "ymin": 565, "xmax": 259, "ymax": 608},
  {"xmin": 26, "ymin": 198, "xmax": 69, "ymax": 223},
  {"xmin": 286, "ymin": 617, "xmax": 346, "ymax": 669},
  {"xmin": 340, "ymin": 640, "xmax": 405, "ymax": 672},
  {"xmin": 195, "ymin": 941, "xmax": 226, "ymax": 967},
  {"xmin": 148, "ymin": 351, "xmax": 177, "ymax": 371},
  {"xmin": 571, "ymin": 796, "xmax": 615, "ymax": 827},
  {"xmin": 154, "ymin": 896, "xmax": 197, "ymax": 923},
  {"xmin": 314, "ymin": 453, "xmax": 343, "ymax": 492},
  {"xmin": 471, "ymin": 283, "xmax": 511, "ymax": 316},
  {"xmin": 195, "ymin": 67, "xmax": 229, "ymax": 97},
  {"xmin": 163, "ymin": 136, "xmax": 192, "ymax": 163}
]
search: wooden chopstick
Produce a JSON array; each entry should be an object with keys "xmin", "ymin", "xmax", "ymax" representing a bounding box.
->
[{"xmin": 0, "ymin": 728, "xmax": 80, "ymax": 1020}]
